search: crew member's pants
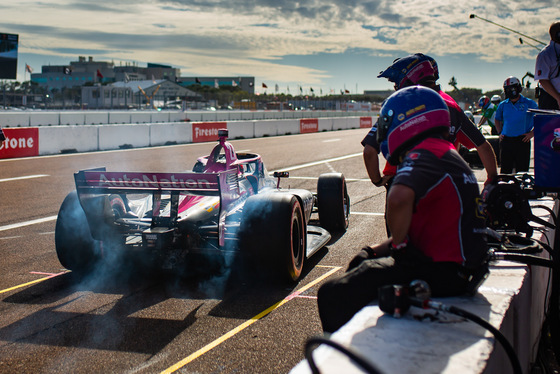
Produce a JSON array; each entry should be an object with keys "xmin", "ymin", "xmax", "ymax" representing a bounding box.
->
[
  {"xmin": 500, "ymin": 135, "xmax": 531, "ymax": 174},
  {"xmin": 317, "ymin": 255, "xmax": 468, "ymax": 333},
  {"xmin": 538, "ymin": 88, "xmax": 560, "ymax": 110}
]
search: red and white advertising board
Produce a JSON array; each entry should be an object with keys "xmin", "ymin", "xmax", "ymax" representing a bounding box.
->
[
  {"xmin": 300, "ymin": 118, "xmax": 318, "ymax": 134},
  {"xmin": 192, "ymin": 122, "xmax": 227, "ymax": 143},
  {"xmin": 360, "ymin": 116, "xmax": 373, "ymax": 129},
  {"xmin": 0, "ymin": 127, "xmax": 39, "ymax": 159}
]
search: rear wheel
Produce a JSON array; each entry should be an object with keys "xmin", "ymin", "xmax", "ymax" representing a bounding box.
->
[
  {"xmin": 55, "ymin": 191, "xmax": 99, "ymax": 274},
  {"xmin": 317, "ymin": 173, "xmax": 350, "ymax": 232},
  {"xmin": 240, "ymin": 194, "xmax": 306, "ymax": 282}
]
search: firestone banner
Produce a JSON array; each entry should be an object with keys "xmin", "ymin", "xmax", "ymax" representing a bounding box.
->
[
  {"xmin": 360, "ymin": 116, "xmax": 373, "ymax": 129},
  {"xmin": 300, "ymin": 118, "xmax": 318, "ymax": 134},
  {"xmin": 192, "ymin": 122, "xmax": 227, "ymax": 143},
  {"xmin": 0, "ymin": 128, "xmax": 39, "ymax": 159}
]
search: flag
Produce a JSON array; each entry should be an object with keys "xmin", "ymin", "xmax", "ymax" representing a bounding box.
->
[
  {"xmin": 262, "ymin": 83, "xmax": 268, "ymax": 88},
  {"xmin": 124, "ymin": 73, "xmax": 130, "ymax": 83},
  {"xmin": 195, "ymin": 77, "xmax": 201, "ymax": 84},
  {"xmin": 96, "ymin": 69, "xmax": 103, "ymax": 79},
  {"xmin": 345, "ymin": 89, "xmax": 350, "ymax": 94},
  {"xmin": 214, "ymin": 79, "xmax": 219, "ymax": 88},
  {"xmin": 232, "ymin": 80, "xmax": 238, "ymax": 87},
  {"xmin": 299, "ymin": 86, "xmax": 303, "ymax": 93},
  {"xmin": 25, "ymin": 64, "xmax": 33, "ymax": 73},
  {"xmin": 63, "ymin": 66, "xmax": 72, "ymax": 75},
  {"xmin": 152, "ymin": 75, "xmax": 156, "ymax": 83},
  {"xmin": 310, "ymin": 87, "xmax": 314, "ymax": 93},
  {"xmin": 275, "ymin": 84, "xmax": 279, "ymax": 92},
  {"xmin": 287, "ymin": 86, "xmax": 290, "ymax": 93}
]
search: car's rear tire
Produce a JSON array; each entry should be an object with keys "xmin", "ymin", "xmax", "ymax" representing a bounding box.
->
[
  {"xmin": 317, "ymin": 173, "xmax": 350, "ymax": 232},
  {"xmin": 55, "ymin": 191, "xmax": 99, "ymax": 274},
  {"xmin": 240, "ymin": 193, "xmax": 306, "ymax": 282}
]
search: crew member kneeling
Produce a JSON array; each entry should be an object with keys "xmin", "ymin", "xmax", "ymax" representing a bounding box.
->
[{"xmin": 317, "ymin": 86, "xmax": 488, "ymax": 333}]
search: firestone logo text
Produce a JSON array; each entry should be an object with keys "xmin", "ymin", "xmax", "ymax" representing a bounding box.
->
[
  {"xmin": 0, "ymin": 136, "xmax": 34, "ymax": 150},
  {"xmin": 195, "ymin": 127, "xmax": 219, "ymax": 138}
]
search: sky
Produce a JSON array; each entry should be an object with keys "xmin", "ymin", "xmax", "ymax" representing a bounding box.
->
[{"xmin": 1, "ymin": 0, "xmax": 557, "ymax": 95}]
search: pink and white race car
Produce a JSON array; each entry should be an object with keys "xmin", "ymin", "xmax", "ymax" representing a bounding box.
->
[{"xmin": 55, "ymin": 130, "xmax": 349, "ymax": 282}]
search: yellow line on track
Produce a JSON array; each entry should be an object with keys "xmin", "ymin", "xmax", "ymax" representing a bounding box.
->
[
  {"xmin": 161, "ymin": 266, "xmax": 341, "ymax": 374},
  {"xmin": 0, "ymin": 271, "xmax": 69, "ymax": 294}
]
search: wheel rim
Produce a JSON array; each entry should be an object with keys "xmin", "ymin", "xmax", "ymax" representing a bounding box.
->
[{"xmin": 290, "ymin": 205, "xmax": 304, "ymax": 278}]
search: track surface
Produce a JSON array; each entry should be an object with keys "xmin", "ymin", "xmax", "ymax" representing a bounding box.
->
[{"xmin": 0, "ymin": 129, "xmax": 487, "ymax": 373}]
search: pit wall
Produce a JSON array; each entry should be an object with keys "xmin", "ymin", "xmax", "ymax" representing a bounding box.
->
[
  {"xmin": 0, "ymin": 109, "xmax": 375, "ymax": 127},
  {"xmin": 0, "ymin": 116, "xmax": 376, "ymax": 159}
]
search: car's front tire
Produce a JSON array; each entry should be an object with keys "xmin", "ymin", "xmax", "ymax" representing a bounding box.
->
[{"xmin": 317, "ymin": 173, "xmax": 350, "ymax": 232}]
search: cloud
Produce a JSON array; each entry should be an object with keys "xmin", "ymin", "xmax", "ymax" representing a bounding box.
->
[{"xmin": 4, "ymin": 0, "xmax": 557, "ymax": 91}]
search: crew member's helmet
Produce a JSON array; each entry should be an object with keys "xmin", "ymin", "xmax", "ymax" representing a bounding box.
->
[
  {"xmin": 378, "ymin": 53, "xmax": 437, "ymax": 90},
  {"xmin": 491, "ymin": 94, "xmax": 501, "ymax": 105},
  {"xmin": 478, "ymin": 96, "xmax": 490, "ymax": 109},
  {"xmin": 503, "ymin": 76, "xmax": 522, "ymax": 100},
  {"xmin": 376, "ymin": 86, "xmax": 450, "ymax": 165}
]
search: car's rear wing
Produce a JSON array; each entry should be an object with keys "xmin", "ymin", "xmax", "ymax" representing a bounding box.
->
[{"xmin": 73, "ymin": 167, "xmax": 240, "ymax": 246}]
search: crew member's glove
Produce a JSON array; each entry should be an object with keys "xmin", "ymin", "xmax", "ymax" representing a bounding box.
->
[{"xmin": 347, "ymin": 246, "xmax": 376, "ymax": 271}]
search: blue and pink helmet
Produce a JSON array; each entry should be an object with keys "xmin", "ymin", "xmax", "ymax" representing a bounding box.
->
[
  {"xmin": 377, "ymin": 53, "xmax": 438, "ymax": 90},
  {"xmin": 377, "ymin": 86, "xmax": 451, "ymax": 165}
]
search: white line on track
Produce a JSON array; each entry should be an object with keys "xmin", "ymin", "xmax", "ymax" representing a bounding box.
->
[
  {"xmin": 0, "ymin": 174, "xmax": 49, "ymax": 183},
  {"xmin": 271, "ymin": 152, "xmax": 362, "ymax": 173},
  {"xmin": 279, "ymin": 176, "xmax": 370, "ymax": 182},
  {"xmin": 0, "ymin": 216, "xmax": 58, "ymax": 232}
]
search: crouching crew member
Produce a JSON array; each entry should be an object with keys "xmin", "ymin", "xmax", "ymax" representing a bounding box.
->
[{"xmin": 317, "ymin": 86, "xmax": 488, "ymax": 333}]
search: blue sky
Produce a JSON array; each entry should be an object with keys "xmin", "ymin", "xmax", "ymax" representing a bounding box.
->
[{"xmin": 1, "ymin": 0, "xmax": 556, "ymax": 95}]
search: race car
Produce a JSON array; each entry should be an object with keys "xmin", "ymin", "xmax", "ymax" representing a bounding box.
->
[{"xmin": 55, "ymin": 129, "xmax": 350, "ymax": 282}]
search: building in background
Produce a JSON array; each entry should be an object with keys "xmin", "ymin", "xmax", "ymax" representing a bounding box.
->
[
  {"xmin": 177, "ymin": 76, "xmax": 255, "ymax": 95},
  {"xmin": 81, "ymin": 79, "xmax": 200, "ymax": 109}
]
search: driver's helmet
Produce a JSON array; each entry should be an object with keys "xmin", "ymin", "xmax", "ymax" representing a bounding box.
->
[
  {"xmin": 503, "ymin": 76, "xmax": 522, "ymax": 100},
  {"xmin": 491, "ymin": 95, "xmax": 501, "ymax": 105},
  {"xmin": 377, "ymin": 53, "xmax": 437, "ymax": 90},
  {"xmin": 377, "ymin": 86, "xmax": 450, "ymax": 165},
  {"xmin": 478, "ymin": 96, "xmax": 490, "ymax": 109}
]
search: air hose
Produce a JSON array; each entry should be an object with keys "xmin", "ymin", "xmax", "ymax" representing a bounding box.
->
[
  {"xmin": 408, "ymin": 297, "xmax": 523, "ymax": 374},
  {"xmin": 305, "ymin": 336, "xmax": 383, "ymax": 374}
]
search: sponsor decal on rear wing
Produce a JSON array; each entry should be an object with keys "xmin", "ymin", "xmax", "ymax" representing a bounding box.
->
[{"xmin": 75, "ymin": 169, "xmax": 223, "ymax": 193}]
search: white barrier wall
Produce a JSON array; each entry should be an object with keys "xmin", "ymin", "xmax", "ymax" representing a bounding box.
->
[
  {"xmin": 108, "ymin": 111, "xmax": 133, "ymax": 124},
  {"xmin": 20, "ymin": 116, "xmax": 370, "ymax": 157},
  {"xmin": 85, "ymin": 112, "xmax": 109, "ymax": 125},
  {"xmin": 1, "ymin": 112, "xmax": 31, "ymax": 127},
  {"xmin": 254, "ymin": 119, "xmax": 300, "ymax": 137},
  {"xmin": 150, "ymin": 112, "xmax": 171, "ymax": 123},
  {"xmin": 30, "ymin": 112, "xmax": 59, "ymax": 127},
  {"xmin": 98, "ymin": 124, "xmax": 150, "ymax": 149},
  {"xmin": 318, "ymin": 118, "xmax": 333, "ymax": 132},
  {"xmin": 149, "ymin": 122, "xmax": 192, "ymax": 146},
  {"xmin": 228, "ymin": 121, "xmax": 255, "ymax": 139},
  {"xmin": 60, "ymin": 111, "xmax": 86, "ymax": 126},
  {"xmin": 38, "ymin": 125, "xmax": 98, "ymax": 154},
  {"xmin": 1, "ymin": 110, "xmax": 377, "ymax": 128}
]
